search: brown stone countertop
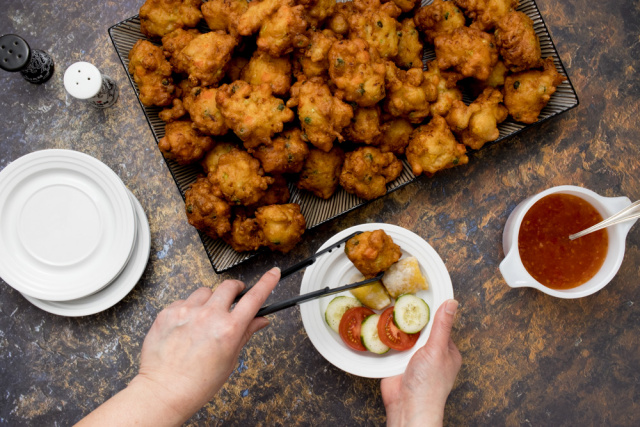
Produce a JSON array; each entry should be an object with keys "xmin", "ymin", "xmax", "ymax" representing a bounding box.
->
[{"xmin": 1, "ymin": 0, "xmax": 639, "ymax": 425}]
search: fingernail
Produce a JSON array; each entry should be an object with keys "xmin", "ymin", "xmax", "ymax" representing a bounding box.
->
[
  {"xmin": 445, "ymin": 299, "xmax": 459, "ymax": 315},
  {"xmin": 270, "ymin": 267, "xmax": 281, "ymax": 275}
]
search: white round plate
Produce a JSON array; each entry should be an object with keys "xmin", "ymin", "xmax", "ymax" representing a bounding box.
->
[
  {"xmin": 299, "ymin": 223, "xmax": 454, "ymax": 378},
  {"xmin": 22, "ymin": 190, "xmax": 151, "ymax": 317},
  {"xmin": 0, "ymin": 150, "xmax": 136, "ymax": 301}
]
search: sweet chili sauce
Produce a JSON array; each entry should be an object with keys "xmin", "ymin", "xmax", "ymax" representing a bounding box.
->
[{"xmin": 518, "ymin": 194, "xmax": 608, "ymax": 290}]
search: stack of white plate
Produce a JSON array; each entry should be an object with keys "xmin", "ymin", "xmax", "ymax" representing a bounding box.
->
[{"xmin": 0, "ymin": 149, "xmax": 150, "ymax": 316}]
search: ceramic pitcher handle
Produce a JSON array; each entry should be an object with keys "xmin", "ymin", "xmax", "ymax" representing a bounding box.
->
[
  {"xmin": 499, "ymin": 249, "xmax": 536, "ymax": 289},
  {"xmin": 605, "ymin": 196, "xmax": 637, "ymax": 239}
]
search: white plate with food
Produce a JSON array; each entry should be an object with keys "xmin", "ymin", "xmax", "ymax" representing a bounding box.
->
[
  {"xmin": 22, "ymin": 190, "xmax": 150, "ymax": 316},
  {"xmin": 0, "ymin": 149, "xmax": 136, "ymax": 301},
  {"xmin": 299, "ymin": 223, "xmax": 454, "ymax": 378}
]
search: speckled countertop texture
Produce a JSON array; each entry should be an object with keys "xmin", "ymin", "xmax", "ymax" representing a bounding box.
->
[{"xmin": 1, "ymin": 0, "xmax": 639, "ymax": 425}]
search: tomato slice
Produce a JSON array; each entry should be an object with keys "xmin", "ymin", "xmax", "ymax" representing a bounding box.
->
[
  {"xmin": 378, "ymin": 306, "xmax": 420, "ymax": 351},
  {"xmin": 339, "ymin": 307, "xmax": 375, "ymax": 351}
]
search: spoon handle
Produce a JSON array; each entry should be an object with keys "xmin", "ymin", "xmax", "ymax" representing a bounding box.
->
[{"xmin": 569, "ymin": 200, "xmax": 640, "ymax": 240}]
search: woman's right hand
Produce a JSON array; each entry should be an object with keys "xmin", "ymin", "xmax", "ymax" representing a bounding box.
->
[{"xmin": 380, "ymin": 299, "xmax": 462, "ymax": 427}]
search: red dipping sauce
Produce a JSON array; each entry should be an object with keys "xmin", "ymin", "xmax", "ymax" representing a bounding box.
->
[{"xmin": 518, "ymin": 194, "xmax": 608, "ymax": 290}]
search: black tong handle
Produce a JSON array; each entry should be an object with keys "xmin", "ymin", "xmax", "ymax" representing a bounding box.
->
[
  {"xmin": 233, "ymin": 231, "xmax": 362, "ymax": 304},
  {"xmin": 255, "ymin": 273, "xmax": 384, "ymax": 317}
]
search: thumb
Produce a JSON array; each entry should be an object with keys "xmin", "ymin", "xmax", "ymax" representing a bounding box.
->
[{"xmin": 426, "ymin": 299, "xmax": 458, "ymax": 350}]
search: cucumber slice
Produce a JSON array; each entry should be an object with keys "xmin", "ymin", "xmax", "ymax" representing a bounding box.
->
[
  {"xmin": 325, "ymin": 296, "xmax": 362, "ymax": 333},
  {"xmin": 393, "ymin": 294, "xmax": 430, "ymax": 334},
  {"xmin": 360, "ymin": 314, "xmax": 389, "ymax": 354}
]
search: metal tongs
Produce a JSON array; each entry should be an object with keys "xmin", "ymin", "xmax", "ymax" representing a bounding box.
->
[{"xmin": 233, "ymin": 231, "xmax": 383, "ymax": 317}]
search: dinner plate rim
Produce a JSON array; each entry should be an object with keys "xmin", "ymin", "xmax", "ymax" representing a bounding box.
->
[
  {"xmin": 299, "ymin": 223, "xmax": 454, "ymax": 378},
  {"xmin": 21, "ymin": 190, "xmax": 151, "ymax": 317},
  {"xmin": 0, "ymin": 149, "xmax": 137, "ymax": 301}
]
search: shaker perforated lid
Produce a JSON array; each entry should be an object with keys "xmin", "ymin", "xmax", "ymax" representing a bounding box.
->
[
  {"xmin": 64, "ymin": 62, "xmax": 102, "ymax": 99},
  {"xmin": 0, "ymin": 34, "xmax": 31, "ymax": 72}
]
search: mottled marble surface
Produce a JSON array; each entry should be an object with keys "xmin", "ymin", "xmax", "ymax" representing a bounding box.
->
[{"xmin": 1, "ymin": 0, "xmax": 639, "ymax": 425}]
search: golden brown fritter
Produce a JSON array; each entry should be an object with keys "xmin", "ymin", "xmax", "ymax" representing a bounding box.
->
[
  {"xmin": 139, "ymin": 0, "xmax": 203, "ymax": 39},
  {"xmin": 468, "ymin": 59, "xmax": 509, "ymax": 97},
  {"xmin": 453, "ymin": 0, "xmax": 519, "ymax": 31},
  {"xmin": 348, "ymin": 1, "xmax": 402, "ymax": 60},
  {"xmin": 158, "ymin": 120, "xmax": 214, "ymax": 164},
  {"xmin": 252, "ymin": 128, "xmax": 310, "ymax": 174},
  {"xmin": 128, "ymin": 40, "xmax": 175, "ymax": 107},
  {"xmin": 257, "ymin": 4, "xmax": 309, "ymax": 56},
  {"xmin": 293, "ymin": 29, "xmax": 337, "ymax": 79},
  {"xmin": 434, "ymin": 26, "xmax": 499, "ymax": 81},
  {"xmin": 326, "ymin": 1, "xmax": 354, "ymax": 35},
  {"xmin": 485, "ymin": 60, "xmax": 508, "ymax": 87},
  {"xmin": 179, "ymin": 31, "xmax": 238, "ymax": 87},
  {"xmin": 287, "ymin": 77, "xmax": 353, "ymax": 152},
  {"xmin": 293, "ymin": 51, "xmax": 326, "ymax": 79},
  {"xmin": 387, "ymin": 0, "xmax": 418, "ymax": 13},
  {"xmin": 406, "ymin": 115, "xmax": 469, "ymax": 176},
  {"xmin": 184, "ymin": 176, "xmax": 232, "ymax": 239},
  {"xmin": 237, "ymin": 0, "xmax": 288, "ymax": 36},
  {"xmin": 236, "ymin": 0, "xmax": 308, "ymax": 56},
  {"xmin": 423, "ymin": 60, "xmax": 463, "ymax": 117},
  {"xmin": 254, "ymin": 175, "xmax": 291, "ymax": 207},
  {"xmin": 299, "ymin": 0, "xmax": 336, "ymax": 28},
  {"xmin": 345, "ymin": 229, "xmax": 402, "ymax": 278},
  {"xmin": 414, "ymin": 0, "xmax": 465, "ymax": 44},
  {"xmin": 161, "ymin": 28, "xmax": 201, "ymax": 73},
  {"xmin": 339, "ymin": 146, "xmax": 403, "ymax": 200},
  {"xmin": 159, "ymin": 98, "xmax": 188, "ymax": 122},
  {"xmin": 175, "ymin": 78, "xmax": 198, "ymax": 98},
  {"xmin": 384, "ymin": 62, "xmax": 439, "ymax": 123},
  {"xmin": 394, "ymin": 18, "xmax": 423, "ymax": 70},
  {"xmin": 328, "ymin": 38, "xmax": 386, "ymax": 107},
  {"xmin": 240, "ymin": 51, "xmax": 292, "ymax": 96},
  {"xmin": 440, "ymin": 69, "xmax": 466, "ymax": 88},
  {"xmin": 215, "ymin": 148, "xmax": 275, "ymax": 205},
  {"xmin": 503, "ymin": 57, "xmax": 565, "ymax": 124},
  {"xmin": 494, "ymin": 11, "xmax": 542, "ymax": 72},
  {"xmin": 182, "ymin": 86, "xmax": 229, "ymax": 136},
  {"xmin": 446, "ymin": 87, "xmax": 508, "ymax": 150},
  {"xmin": 255, "ymin": 203, "xmax": 306, "ymax": 253},
  {"xmin": 201, "ymin": 0, "xmax": 248, "ymax": 35},
  {"xmin": 225, "ymin": 56, "xmax": 250, "ymax": 82},
  {"xmin": 201, "ymin": 141, "xmax": 236, "ymax": 184},
  {"xmin": 376, "ymin": 118, "xmax": 413, "ymax": 154},
  {"xmin": 344, "ymin": 106, "xmax": 382, "ymax": 145},
  {"xmin": 216, "ymin": 81, "xmax": 295, "ymax": 150},
  {"xmin": 225, "ymin": 216, "xmax": 268, "ymax": 252},
  {"xmin": 297, "ymin": 146, "xmax": 344, "ymax": 199}
]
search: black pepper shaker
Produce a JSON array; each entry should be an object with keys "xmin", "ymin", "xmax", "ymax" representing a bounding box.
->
[{"xmin": 0, "ymin": 34, "xmax": 54, "ymax": 84}]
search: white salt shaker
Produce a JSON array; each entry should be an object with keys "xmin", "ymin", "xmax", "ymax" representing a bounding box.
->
[{"xmin": 63, "ymin": 62, "xmax": 118, "ymax": 109}]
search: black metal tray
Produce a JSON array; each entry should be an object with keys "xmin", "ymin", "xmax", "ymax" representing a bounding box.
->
[{"xmin": 108, "ymin": 0, "xmax": 578, "ymax": 273}]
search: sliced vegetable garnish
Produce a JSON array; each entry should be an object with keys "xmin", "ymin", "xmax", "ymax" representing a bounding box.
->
[
  {"xmin": 393, "ymin": 294, "xmax": 430, "ymax": 334},
  {"xmin": 378, "ymin": 306, "xmax": 420, "ymax": 351},
  {"xmin": 339, "ymin": 307, "xmax": 375, "ymax": 352},
  {"xmin": 360, "ymin": 314, "xmax": 389, "ymax": 354},
  {"xmin": 325, "ymin": 296, "xmax": 362, "ymax": 333}
]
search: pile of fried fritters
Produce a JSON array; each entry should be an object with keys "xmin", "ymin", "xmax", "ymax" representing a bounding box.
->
[{"xmin": 128, "ymin": 0, "xmax": 566, "ymax": 254}]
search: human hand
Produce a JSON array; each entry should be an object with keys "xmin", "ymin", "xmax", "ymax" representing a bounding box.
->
[
  {"xmin": 380, "ymin": 299, "xmax": 462, "ymax": 427},
  {"xmin": 129, "ymin": 267, "xmax": 281, "ymax": 424}
]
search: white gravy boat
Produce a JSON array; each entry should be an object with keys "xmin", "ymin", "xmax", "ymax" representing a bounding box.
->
[{"xmin": 499, "ymin": 185, "xmax": 636, "ymax": 298}]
